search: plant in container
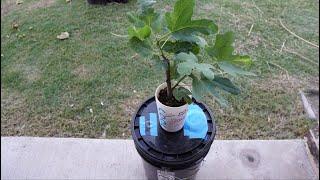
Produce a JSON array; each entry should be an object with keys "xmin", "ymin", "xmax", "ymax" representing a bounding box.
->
[{"xmin": 127, "ymin": 0, "xmax": 255, "ymax": 132}]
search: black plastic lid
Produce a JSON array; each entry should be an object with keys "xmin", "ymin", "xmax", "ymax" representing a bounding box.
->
[{"xmin": 131, "ymin": 96, "xmax": 216, "ymax": 170}]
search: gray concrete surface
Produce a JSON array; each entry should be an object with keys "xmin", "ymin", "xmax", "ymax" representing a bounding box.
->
[{"xmin": 1, "ymin": 137, "xmax": 318, "ymax": 180}]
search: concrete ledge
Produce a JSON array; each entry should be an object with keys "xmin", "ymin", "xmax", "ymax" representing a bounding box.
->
[{"xmin": 1, "ymin": 137, "xmax": 318, "ymax": 179}]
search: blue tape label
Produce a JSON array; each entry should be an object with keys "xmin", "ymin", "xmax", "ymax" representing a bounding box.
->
[
  {"xmin": 149, "ymin": 113, "xmax": 158, "ymax": 136},
  {"xmin": 139, "ymin": 116, "xmax": 146, "ymax": 136}
]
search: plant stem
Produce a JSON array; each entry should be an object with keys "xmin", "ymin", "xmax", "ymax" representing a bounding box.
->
[
  {"xmin": 160, "ymin": 36, "xmax": 171, "ymax": 49},
  {"xmin": 157, "ymin": 40, "xmax": 173, "ymax": 99},
  {"xmin": 161, "ymin": 54, "xmax": 173, "ymax": 99},
  {"xmin": 158, "ymin": 32, "xmax": 171, "ymax": 42},
  {"xmin": 172, "ymin": 75, "xmax": 187, "ymax": 90}
]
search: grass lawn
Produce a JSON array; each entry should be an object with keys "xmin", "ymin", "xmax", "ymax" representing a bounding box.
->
[{"xmin": 1, "ymin": 0, "xmax": 319, "ymax": 139}]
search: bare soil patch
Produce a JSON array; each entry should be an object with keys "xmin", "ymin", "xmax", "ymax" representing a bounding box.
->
[
  {"xmin": 200, "ymin": 2, "xmax": 215, "ymax": 11},
  {"xmin": 237, "ymin": 34, "xmax": 263, "ymax": 52},
  {"xmin": 120, "ymin": 95, "xmax": 141, "ymax": 117},
  {"xmin": 1, "ymin": 0, "xmax": 56, "ymax": 17},
  {"xmin": 252, "ymin": 74, "xmax": 304, "ymax": 93},
  {"xmin": 1, "ymin": 89, "xmax": 28, "ymax": 136},
  {"xmin": 118, "ymin": 92, "xmax": 143, "ymax": 137},
  {"xmin": 15, "ymin": 64, "xmax": 41, "ymax": 82},
  {"xmin": 27, "ymin": 0, "xmax": 56, "ymax": 11},
  {"xmin": 72, "ymin": 64, "xmax": 94, "ymax": 79},
  {"xmin": 1, "ymin": 0, "xmax": 16, "ymax": 17}
]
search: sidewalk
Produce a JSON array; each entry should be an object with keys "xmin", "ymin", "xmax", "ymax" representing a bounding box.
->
[{"xmin": 1, "ymin": 137, "xmax": 318, "ymax": 179}]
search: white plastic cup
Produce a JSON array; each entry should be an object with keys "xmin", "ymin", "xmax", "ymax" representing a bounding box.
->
[{"xmin": 155, "ymin": 82, "xmax": 189, "ymax": 132}]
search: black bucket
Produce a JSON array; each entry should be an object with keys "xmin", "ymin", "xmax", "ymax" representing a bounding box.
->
[{"xmin": 131, "ymin": 96, "xmax": 216, "ymax": 180}]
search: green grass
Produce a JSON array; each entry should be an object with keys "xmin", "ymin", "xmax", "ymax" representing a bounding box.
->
[{"xmin": 1, "ymin": 0, "xmax": 319, "ymax": 139}]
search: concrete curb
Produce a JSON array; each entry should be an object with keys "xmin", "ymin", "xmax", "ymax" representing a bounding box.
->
[{"xmin": 1, "ymin": 137, "xmax": 318, "ymax": 179}]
